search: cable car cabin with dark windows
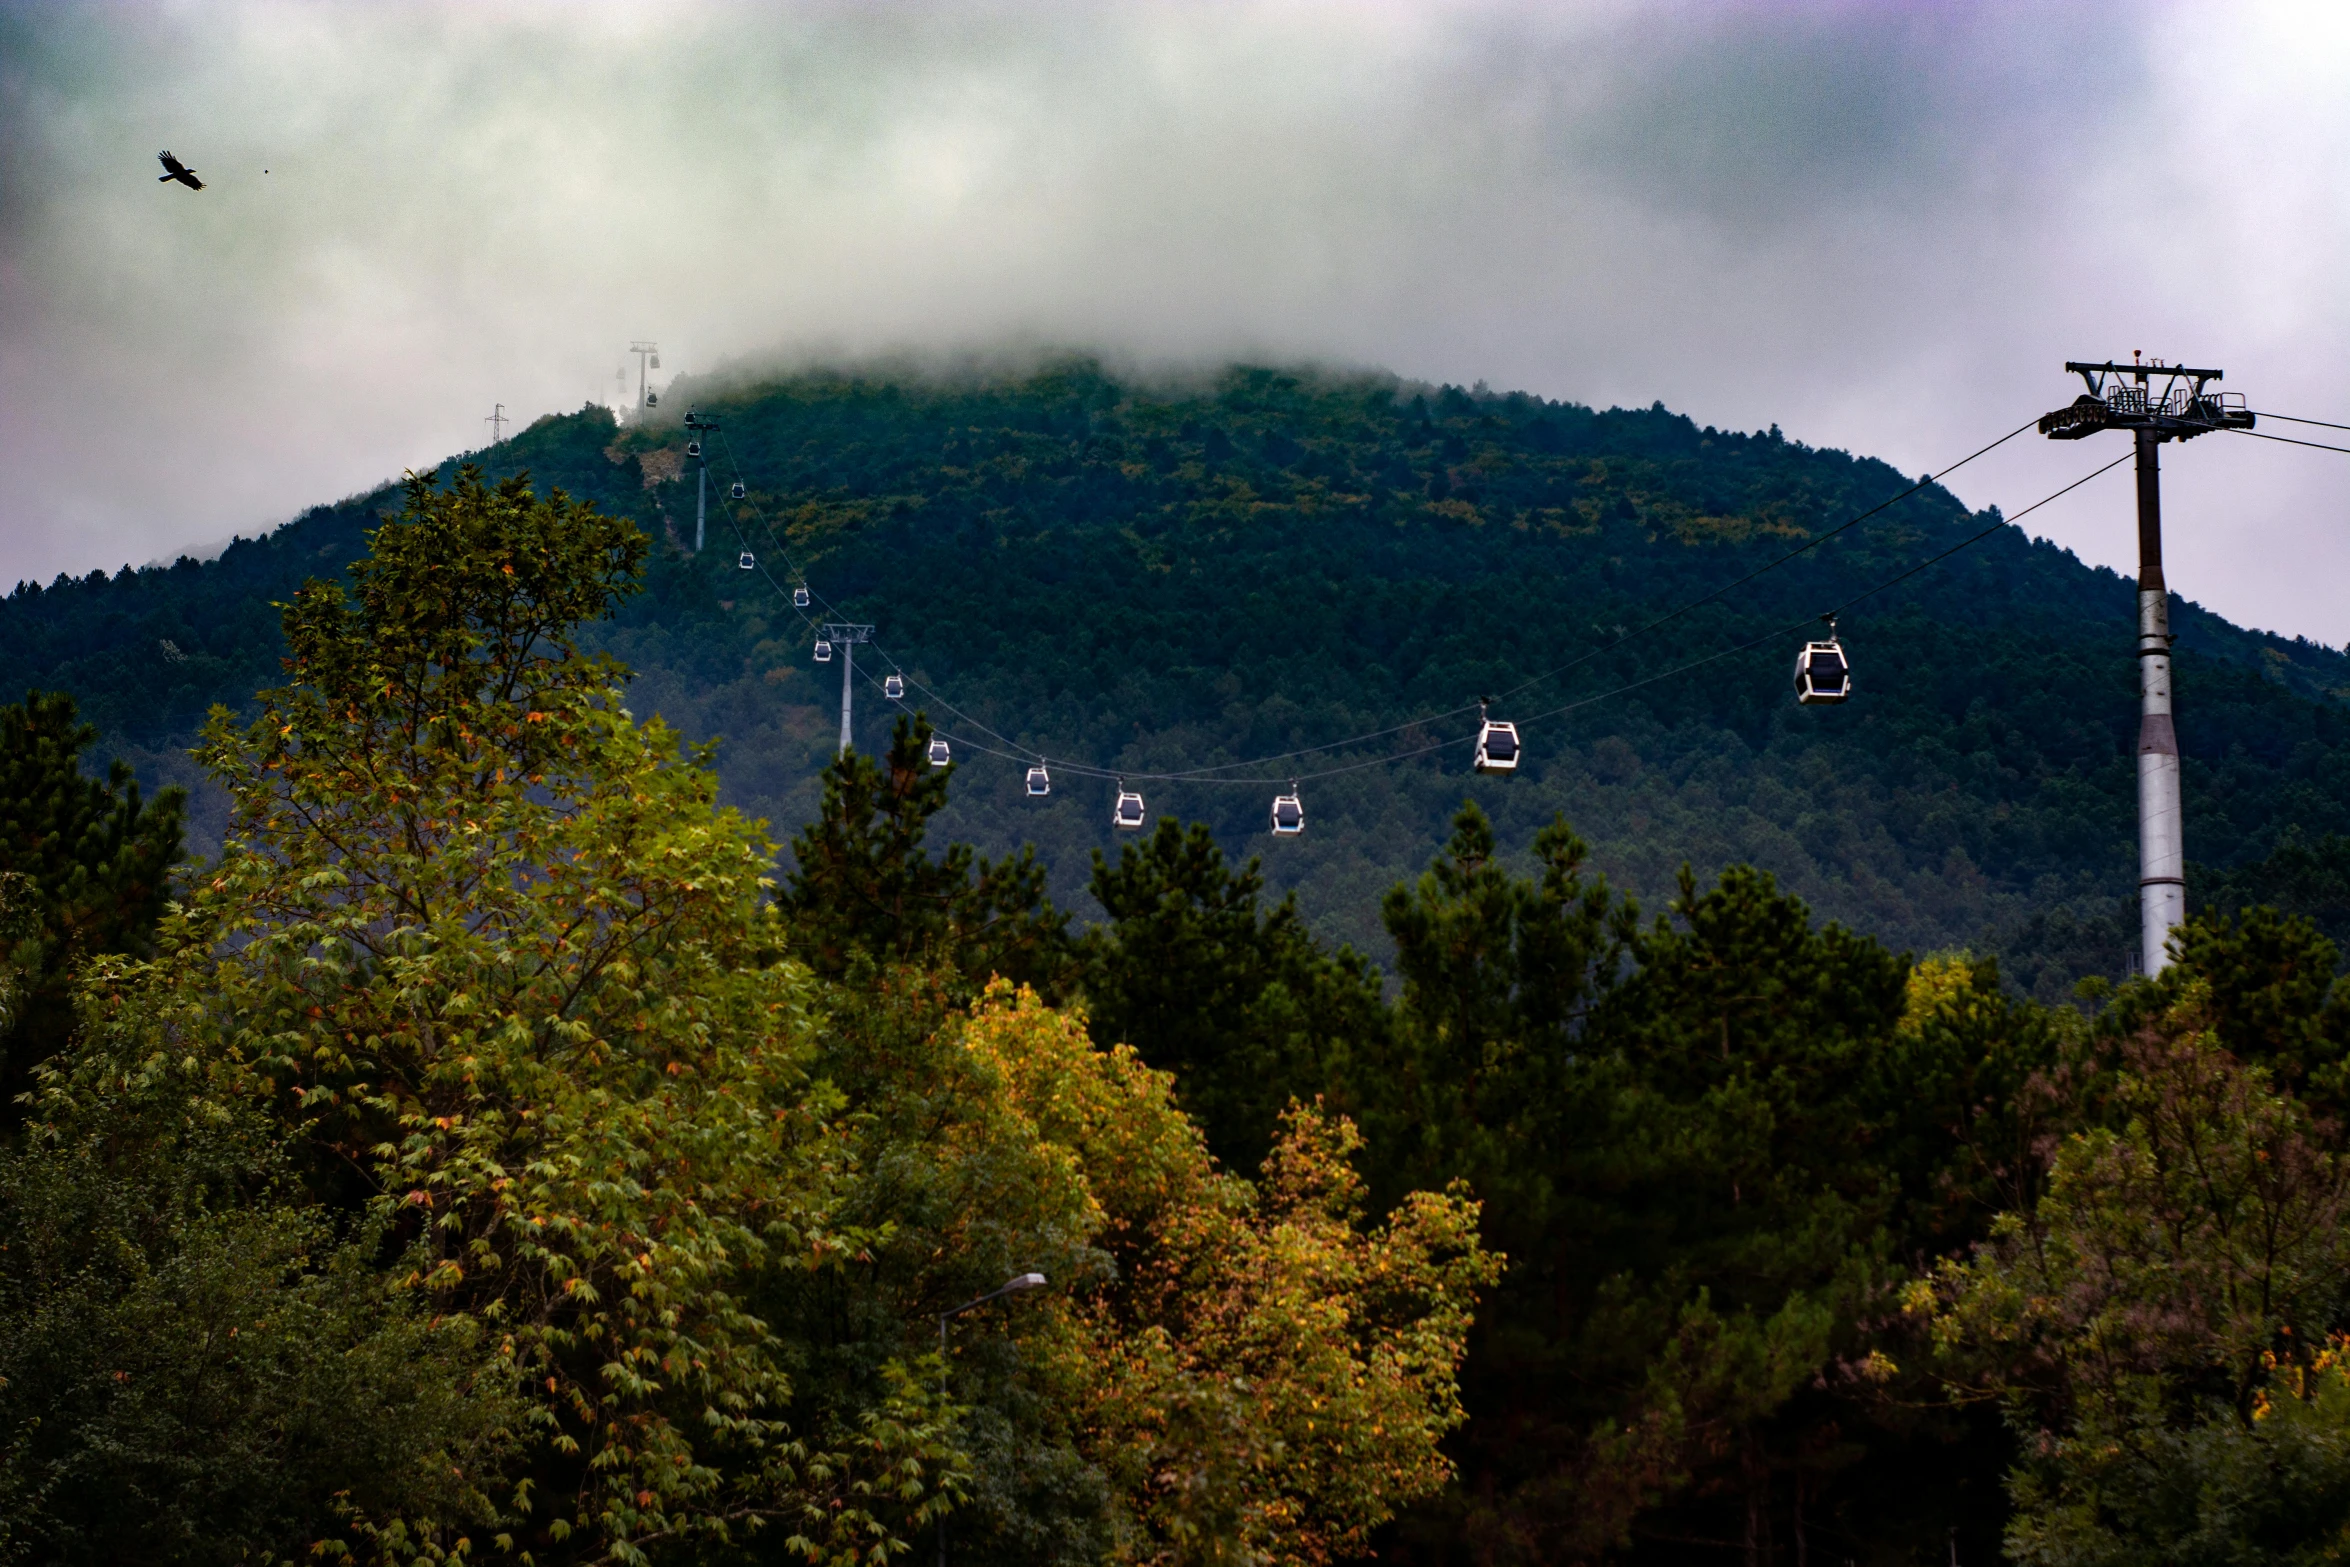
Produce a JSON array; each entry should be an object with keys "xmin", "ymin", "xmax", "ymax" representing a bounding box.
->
[
  {"xmin": 1026, "ymin": 763, "xmax": 1052, "ymax": 798},
  {"xmin": 1270, "ymin": 787, "xmax": 1305, "ymax": 836},
  {"xmin": 1113, "ymin": 786, "xmax": 1146, "ymax": 830},
  {"xmin": 738, "ymin": 551, "xmax": 756, "ymax": 571},
  {"xmin": 927, "ymin": 736, "xmax": 952, "ymax": 768},
  {"xmin": 686, "ymin": 441, "xmax": 702, "ymax": 459},
  {"xmin": 1793, "ymin": 638, "xmax": 1851, "ymax": 705},
  {"xmin": 793, "ymin": 585, "xmax": 811, "ymax": 609},
  {"xmin": 730, "ymin": 482, "xmax": 746, "ymax": 501},
  {"xmin": 1473, "ymin": 712, "xmax": 1522, "ymax": 774},
  {"xmin": 813, "ymin": 639, "xmax": 833, "ymax": 663},
  {"xmin": 884, "ymin": 674, "xmax": 905, "ymax": 700}
]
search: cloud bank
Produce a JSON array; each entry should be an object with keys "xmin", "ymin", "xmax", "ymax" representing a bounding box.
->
[{"xmin": 4, "ymin": 0, "xmax": 2346, "ymax": 642}]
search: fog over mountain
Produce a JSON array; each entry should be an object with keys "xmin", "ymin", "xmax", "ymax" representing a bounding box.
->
[{"xmin": 4, "ymin": 1, "xmax": 2348, "ymax": 644}]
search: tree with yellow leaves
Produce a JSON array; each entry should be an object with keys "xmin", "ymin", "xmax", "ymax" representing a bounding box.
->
[{"xmin": 949, "ymin": 984, "xmax": 1498, "ymax": 1567}]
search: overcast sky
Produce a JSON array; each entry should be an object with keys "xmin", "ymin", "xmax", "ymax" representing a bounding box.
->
[{"xmin": 4, "ymin": 1, "xmax": 2346, "ymax": 644}]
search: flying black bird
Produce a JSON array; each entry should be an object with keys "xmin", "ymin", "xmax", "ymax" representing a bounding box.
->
[{"xmin": 157, "ymin": 151, "xmax": 203, "ymax": 190}]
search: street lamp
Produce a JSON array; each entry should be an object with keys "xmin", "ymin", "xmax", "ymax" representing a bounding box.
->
[{"xmin": 937, "ymin": 1272, "xmax": 1047, "ymax": 1567}]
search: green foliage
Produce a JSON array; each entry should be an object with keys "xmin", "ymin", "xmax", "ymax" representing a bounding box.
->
[
  {"xmin": 6, "ymin": 464, "xmax": 1504, "ymax": 1566},
  {"xmin": 1080, "ymin": 817, "xmax": 1386, "ymax": 1170},
  {"xmin": 781, "ymin": 715, "xmax": 1072, "ymax": 996},
  {"xmin": 0, "ymin": 688, "xmax": 184, "ymax": 1120},
  {"xmin": 58, "ymin": 466, "xmax": 970, "ymax": 1562},
  {"xmin": 12, "ymin": 363, "xmax": 2350, "ymax": 1562},
  {"xmin": 1370, "ymin": 802, "xmax": 1628, "ymax": 1201},
  {"xmin": 2174, "ymin": 907, "xmax": 2350, "ymax": 1104},
  {"xmin": 1919, "ymin": 988, "xmax": 2350, "ymax": 1565},
  {"xmin": 0, "ymin": 1048, "xmax": 512, "ymax": 1564},
  {"xmin": 2198, "ymin": 827, "xmax": 2350, "ymax": 961},
  {"xmin": 1353, "ymin": 816, "xmax": 2049, "ymax": 1563}
]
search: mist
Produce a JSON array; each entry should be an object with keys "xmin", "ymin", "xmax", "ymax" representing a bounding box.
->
[{"xmin": 4, "ymin": 1, "xmax": 2347, "ymax": 644}]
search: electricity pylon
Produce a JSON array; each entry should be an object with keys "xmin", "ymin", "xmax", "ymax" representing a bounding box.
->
[{"xmin": 2039, "ymin": 356, "xmax": 2254, "ymax": 976}]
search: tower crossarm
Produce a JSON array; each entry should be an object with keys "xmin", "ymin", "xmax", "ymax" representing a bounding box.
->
[{"xmin": 2041, "ymin": 359, "xmax": 2254, "ymax": 441}]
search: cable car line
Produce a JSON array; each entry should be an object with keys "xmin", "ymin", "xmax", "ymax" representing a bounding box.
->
[
  {"xmin": 839, "ymin": 410, "xmax": 2039, "ymax": 786},
  {"xmin": 2249, "ymin": 411, "xmax": 2350, "ymax": 434},
  {"xmin": 706, "ymin": 414, "xmax": 2035, "ymax": 780},
  {"xmin": 1021, "ymin": 411, "xmax": 2045, "ymax": 784},
  {"xmin": 705, "ymin": 429, "xmax": 1049, "ymax": 761},
  {"xmin": 1133, "ymin": 446, "xmax": 2137, "ymax": 790},
  {"xmin": 864, "ymin": 446, "xmax": 2135, "ymax": 797},
  {"xmin": 700, "ymin": 491, "xmax": 1049, "ymax": 776},
  {"xmin": 710, "ymin": 410, "xmax": 2039, "ymax": 778},
  {"xmin": 2233, "ymin": 429, "xmax": 2350, "ymax": 457},
  {"xmin": 693, "ymin": 411, "xmax": 2106, "ymax": 800},
  {"xmin": 1469, "ymin": 414, "xmax": 2042, "ymax": 713}
]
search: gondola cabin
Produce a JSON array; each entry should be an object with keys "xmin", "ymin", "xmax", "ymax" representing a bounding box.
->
[
  {"xmin": 1270, "ymin": 787, "xmax": 1305, "ymax": 836},
  {"xmin": 927, "ymin": 736, "xmax": 952, "ymax": 768},
  {"xmin": 1025, "ymin": 762, "xmax": 1052, "ymax": 797},
  {"xmin": 793, "ymin": 585, "xmax": 811, "ymax": 609},
  {"xmin": 738, "ymin": 551, "xmax": 755, "ymax": 571},
  {"xmin": 813, "ymin": 639, "xmax": 833, "ymax": 663},
  {"xmin": 1793, "ymin": 637, "xmax": 1851, "ymax": 705},
  {"xmin": 1474, "ymin": 714, "xmax": 1522, "ymax": 773},
  {"xmin": 884, "ymin": 674, "xmax": 905, "ymax": 700},
  {"xmin": 730, "ymin": 482, "xmax": 746, "ymax": 500},
  {"xmin": 1113, "ymin": 786, "xmax": 1146, "ymax": 830}
]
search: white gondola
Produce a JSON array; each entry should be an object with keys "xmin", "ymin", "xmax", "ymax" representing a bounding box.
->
[
  {"xmin": 1112, "ymin": 782, "xmax": 1146, "ymax": 831},
  {"xmin": 645, "ymin": 391, "xmax": 658, "ymax": 407},
  {"xmin": 1793, "ymin": 617, "xmax": 1851, "ymax": 705},
  {"xmin": 730, "ymin": 482, "xmax": 746, "ymax": 500},
  {"xmin": 1270, "ymin": 784, "xmax": 1305, "ymax": 836},
  {"xmin": 1025, "ymin": 761, "xmax": 1052, "ymax": 797},
  {"xmin": 884, "ymin": 674, "xmax": 905, "ymax": 700},
  {"xmin": 738, "ymin": 550, "xmax": 755, "ymax": 571},
  {"xmin": 793, "ymin": 584, "xmax": 811, "ymax": 609},
  {"xmin": 927, "ymin": 736, "xmax": 952, "ymax": 768},
  {"xmin": 1472, "ymin": 700, "xmax": 1522, "ymax": 774},
  {"xmin": 685, "ymin": 440, "xmax": 702, "ymax": 458},
  {"xmin": 813, "ymin": 639, "xmax": 833, "ymax": 663}
]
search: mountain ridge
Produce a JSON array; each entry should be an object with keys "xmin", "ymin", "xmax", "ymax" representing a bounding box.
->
[{"xmin": 8, "ymin": 360, "xmax": 2348, "ymax": 996}]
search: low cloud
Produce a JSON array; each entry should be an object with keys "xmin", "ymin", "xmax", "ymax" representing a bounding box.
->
[{"xmin": 3, "ymin": 0, "xmax": 2345, "ymax": 642}]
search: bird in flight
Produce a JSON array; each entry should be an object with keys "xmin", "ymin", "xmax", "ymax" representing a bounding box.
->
[{"xmin": 157, "ymin": 151, "xmax": 203, "ymax": 190}]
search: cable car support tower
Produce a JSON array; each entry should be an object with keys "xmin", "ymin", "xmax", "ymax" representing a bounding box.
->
[
  {"xmin": 684, "ymin": 410, "xmax": 717, "ymax": 551},
  {"xmin": 2038, "ymin": 356, "xmax": 2253, "ymax": 977},
  {"xmin": 822, "ymin": 623, "xmax": 875, "ymax": 757}
]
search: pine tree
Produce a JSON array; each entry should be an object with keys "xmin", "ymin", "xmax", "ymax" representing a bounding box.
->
[
  {"xmin": 0, "ymin": 689, "xmax": 184, "ymax": 1123},
  {"xmin": 782, "ymin": 713, "xmax": 1073, "ymax": 995},
  {"xmin": 1082, "ymin": 817, "xmax": 1386, "ymax": 1170}
]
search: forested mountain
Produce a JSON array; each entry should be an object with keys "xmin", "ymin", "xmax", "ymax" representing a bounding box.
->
[
  {"xmin": 7, "ymin": 360, "xmax": 2348, "ymax": 994},
  {"xmin": 8, "ymin": 418, "xmax": 2350, "ymax": 1565}
]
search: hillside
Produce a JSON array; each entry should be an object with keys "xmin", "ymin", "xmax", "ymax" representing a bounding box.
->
[{"xmin": 8, "ymin": 361, "xmax": 2348, "ymax": 996}]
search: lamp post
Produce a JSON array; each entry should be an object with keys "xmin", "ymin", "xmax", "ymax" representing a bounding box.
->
[{"xmin": 936, "ymin": 1271, "xmax": 1046, "ymax": 1567}]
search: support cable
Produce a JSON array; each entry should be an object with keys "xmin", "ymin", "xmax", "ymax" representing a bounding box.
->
[
  {"xmin": 1178, "ymin": 447, "xmax": 2138, "ymax": 787},
  {"xmin": 2234, "ymin": 429, "xmax": 2350, "ymax": 457},
  {"xmin": 2250, "ymin": 411, "xmax": 2350, "ymax": 434},
  {"xmin": 706, "ymin": 414, "xmax": 2039, "ymax": 782},
  {"xmin": 865, "ymin": 446, "xmax": 2130, "ymax": 790}
]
